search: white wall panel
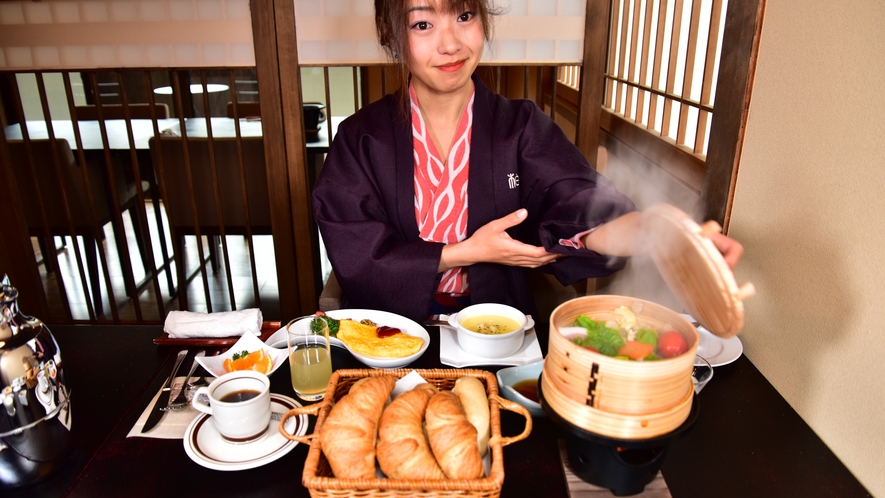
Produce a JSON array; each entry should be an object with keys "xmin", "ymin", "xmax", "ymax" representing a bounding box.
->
[{"xmin": 0, "ymin": 0, "xmax": 587, "ymax": 69}]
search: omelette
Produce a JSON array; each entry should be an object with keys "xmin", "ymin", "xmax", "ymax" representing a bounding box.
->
[{"xmin": 337, "ymin": 319, "xmax": 424, "ymax": 357}]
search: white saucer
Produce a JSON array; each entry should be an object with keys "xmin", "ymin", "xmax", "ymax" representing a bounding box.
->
[
  {"xmin": 682, "ymin": 314, "xmax": 743, "ymax": 367},
  {"xmin": 438, "ymin": 323, "xmax": 543, "ymax": 367},
  {"xmin": 183, "ymin": 394, "xmax": 307, "ymax": 471}
]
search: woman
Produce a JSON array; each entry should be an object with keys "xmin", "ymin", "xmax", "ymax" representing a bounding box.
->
[{"xmin": 312, "ymin": 0, "xmax": 742, "ymax": 324}]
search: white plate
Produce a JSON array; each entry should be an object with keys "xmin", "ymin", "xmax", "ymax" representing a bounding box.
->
[
  {"xmin": 681, "ymin": 314, "xmax": 743, "ymax": 367},
  {"xmin": 438, "ymin": 319, "xmax": 543, "ymax": 367},
  {"xmin": 195, "ymin": 331, "xmax": 288, "ymax": 377},
  {"xmin": 264, "ymin": 317, "xmax": 347, "ymax": 350},
  {"xmin": 270, "ymin": 310, "xmax": 430, "ymax": 369},
  {"xmin": 183, "ymin": 394, "xmax": 306, "ymax": 471}
]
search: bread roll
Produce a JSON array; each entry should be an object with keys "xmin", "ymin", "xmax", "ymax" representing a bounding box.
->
[
  {"xmin": 453, "ymin": 376, "xmax": 490, "ymax": 456},
  {"xmin": 425, "ymin": 390, "xmax": 484, "ymax": 479},
  {"xmin": 320, "ymin": 375, "xmax": 396, "ymax": 478},
  {"xmin": 376, "ymin": 384, "xmax": 445, "ymax": 480}
]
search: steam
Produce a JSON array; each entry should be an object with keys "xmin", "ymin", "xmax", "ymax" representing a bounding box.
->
[{"xmin": 597, "ymin": 152, "xmax": 701, "ymax": 312}]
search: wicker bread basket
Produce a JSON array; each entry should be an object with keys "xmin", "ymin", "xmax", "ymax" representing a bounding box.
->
[
  {"xmin": 544, "ymin": 296, "xmax": 698, "ymax": 439},
  {"xmin": 279, "ymin": 368, "xmax": 532, "ymax": 498}
]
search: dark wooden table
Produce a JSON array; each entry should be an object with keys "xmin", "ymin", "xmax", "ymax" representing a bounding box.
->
[{"xmin": 3, "ymin": 324, "xmax": 871, "ymax": 497}]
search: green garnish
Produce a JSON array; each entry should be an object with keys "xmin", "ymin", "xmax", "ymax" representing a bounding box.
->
[
  {"xmin": 574, "ymin": 314, "xmax": 626, "ymax": 357},
  {"xmin": 636, "ymin": 328, "xmax": 658, "ymax": 348},
  {"xmin": 310, "ymin": 315, "xmax": 339, "ymax": 336},
  {"xmin": 232, "ymin": 350, "xmax": 249, "ymax": 360}
]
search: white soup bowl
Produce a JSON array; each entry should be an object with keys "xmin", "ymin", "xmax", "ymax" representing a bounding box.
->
[{"xmin": 448, "ymin": 303, "xmax": 531, "ymax": 359}]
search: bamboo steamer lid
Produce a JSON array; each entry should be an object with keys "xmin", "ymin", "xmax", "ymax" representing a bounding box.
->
[{"xmin": 641, "ymin": 204, "xmax": 755, "ymax": 338}]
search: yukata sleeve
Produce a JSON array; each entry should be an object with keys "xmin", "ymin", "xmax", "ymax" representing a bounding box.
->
[
  {"xmin": 312, "ymin": 123, "xmax": 443, "ymax": 323},
  {"xmin": 516, "ymin": 104, "xmax": 637, "ymax": 286}
]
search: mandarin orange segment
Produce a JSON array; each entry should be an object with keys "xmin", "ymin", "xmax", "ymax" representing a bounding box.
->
[
  {"xmin": 251, "ymin": 354, "xmax": 273, "ymax": 374},
  {"xmin": 224, "ymin": 349, "xmax": 271, "ymax": 374},
  {"xmin": 245, "ymin": 350, "xmax": 263, "ymax": 365}
]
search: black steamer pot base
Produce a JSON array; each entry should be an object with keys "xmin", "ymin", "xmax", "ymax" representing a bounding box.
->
[{"xmin": 539, "ymin": 374, "xmax": 700, "ymax": 496}]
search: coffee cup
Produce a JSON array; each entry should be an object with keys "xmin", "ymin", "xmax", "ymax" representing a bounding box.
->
[
  {"xmin": 192, "ymin": 370, "xmax": 271, "ymax": 443},
  {"xmin": 303, "ymin": 102, "xmax": 326, "ymax": 131}
]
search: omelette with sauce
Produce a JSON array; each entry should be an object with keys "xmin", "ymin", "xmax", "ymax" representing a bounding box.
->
[{"xmin": 337, "ymin": 319, "xmax": 424, "ymax": 357}]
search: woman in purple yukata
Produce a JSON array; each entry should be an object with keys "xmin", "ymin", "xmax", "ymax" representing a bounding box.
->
[{"xmin": 312, "ymin": 0, "xmax": 743, "ymax": 326}]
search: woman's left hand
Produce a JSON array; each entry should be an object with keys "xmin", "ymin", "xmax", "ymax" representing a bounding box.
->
[{"xmin": 708, "ymin": 232, "xmax": 743, "ymax": 269}]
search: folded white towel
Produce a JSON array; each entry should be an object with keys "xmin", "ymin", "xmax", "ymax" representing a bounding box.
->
[{"xmin": 164, "ymin": 309, "xmax": 263, "ymax": 338}]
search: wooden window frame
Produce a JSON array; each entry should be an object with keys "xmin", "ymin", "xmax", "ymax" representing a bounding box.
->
[{"xmin": 595, "ymin": 0, "xmax": 765, "ymax": 228}]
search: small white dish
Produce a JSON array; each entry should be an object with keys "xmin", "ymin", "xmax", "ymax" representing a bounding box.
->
[
  {"xmin": 183, "ymin": 394, "xmax": 306, "ymax": 471},
  {"xmin": 438, "ymin": 317, "xmax": 543, "ymax": 367},
  {"xmin": 447, "ymin": 304, "xmax": 533, "ymax": 359},
  {"xmin": 271, "ymin": 310, "xmax": 430, "ymax": 369},
  {"xmin": 681, "ymin": 314, "xmax": 743, "ymax": 367},
  {"xmin": 196, "ymin": 331, "xmax": 288, "ymax": 377},
  {"xmin": 496, "ymin": 359, "xmax": 545, "ymax": 417}
]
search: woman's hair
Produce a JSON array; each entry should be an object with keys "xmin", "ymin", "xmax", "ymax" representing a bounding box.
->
[{"xmin": 374, "ymin": 0, "xmax": 500, "ymax": 95}]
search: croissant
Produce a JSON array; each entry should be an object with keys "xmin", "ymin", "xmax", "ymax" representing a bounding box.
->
[
  {"xmin": 376, "ymin": 384, "xmax": 446, "ymax": 479},
  {"xmin": 425, "ymin": 390, "xmax": 484, "ymax": 479},
  {"xmin": 319, "ymin": 375, "xmax": 396, "ymax": 479}
]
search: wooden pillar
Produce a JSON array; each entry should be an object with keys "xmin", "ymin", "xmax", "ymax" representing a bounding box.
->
[
  {"xmin": 576, "ymin": 0, "xmax": 613, "ymax": 170},
  {"xmin": 251, "ymin": 0, "xmax": 319, "ymax": 317},
  {"xmin": 701, "ymin": 0, "xmax": 766, "ymax": 229}
]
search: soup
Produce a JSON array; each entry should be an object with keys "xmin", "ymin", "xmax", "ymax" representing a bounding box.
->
[{"xmin": 460, "ymin": 315, "xmax": 521, "ymax": 335}]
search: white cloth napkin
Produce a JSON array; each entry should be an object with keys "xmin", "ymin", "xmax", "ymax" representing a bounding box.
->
[
  {"xmin": 128, "ymin": 377, "xmax": 202, "ymax": 439},
  {"xmin": 164, "ymin": 309, "xmax": 263, "ymax": 338}
]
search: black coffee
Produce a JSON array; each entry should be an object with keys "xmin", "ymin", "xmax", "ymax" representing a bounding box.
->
[{"xmin": 220, "ymin": 389, "xmax": 261, "ymax": 403}]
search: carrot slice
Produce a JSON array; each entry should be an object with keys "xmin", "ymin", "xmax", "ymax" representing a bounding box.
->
[{"xmin": 617, "ymin": 341, "xmax": 656, "ymax": 360}]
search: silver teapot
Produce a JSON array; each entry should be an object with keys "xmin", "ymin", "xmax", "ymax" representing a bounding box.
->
[{"xmin": 0, "ymin": 275, "xmax": 72, "ymax": 488}]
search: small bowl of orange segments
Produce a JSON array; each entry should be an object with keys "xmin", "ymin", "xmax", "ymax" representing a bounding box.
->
[{"xmin": 195, "ymin": 331, "xmax": 288, "ymax": 377}]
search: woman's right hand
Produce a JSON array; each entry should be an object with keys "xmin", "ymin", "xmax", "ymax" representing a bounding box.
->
[{"xmin": 439, "ymin": 209, "xmax": 560, "ymax": 272}]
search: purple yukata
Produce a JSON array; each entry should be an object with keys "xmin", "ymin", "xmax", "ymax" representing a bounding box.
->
[{"xmin": 312, "ymin": 75, "xmax": 636, "ymax": 324}]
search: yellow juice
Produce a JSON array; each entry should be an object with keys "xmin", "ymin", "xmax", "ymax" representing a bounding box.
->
[{"xmin": 289, "ymin": 345, "xmax": 332, "ymax": 400}]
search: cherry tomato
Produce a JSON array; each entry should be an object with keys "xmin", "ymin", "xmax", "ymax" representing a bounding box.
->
[{"xmin": 658, "ymin": 331, "xmax": 688, "ymax": 358}]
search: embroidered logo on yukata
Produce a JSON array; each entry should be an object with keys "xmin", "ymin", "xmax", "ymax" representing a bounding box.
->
[{"xmin": 507, "ymin": 173, "xmax": 520, "ymax": 189}]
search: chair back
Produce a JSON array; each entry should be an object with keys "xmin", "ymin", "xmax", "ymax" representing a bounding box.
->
[
  {"xmin": 74, "ymin": 103, "xmax": 170, "ymax": 120},
  {"xmin": 4, "ymin": 139, "xmax": 120, "ymax": 231},
  {"xmin": 225, "ymin": 102, "xmax": 261, "ymax": 119},
  {"xmin": 149, "ymin": 136, "xmax": 271, "ymax": 234}
]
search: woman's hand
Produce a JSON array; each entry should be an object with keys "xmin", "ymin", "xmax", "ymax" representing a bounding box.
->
[
  {"xmin": 708, "ymin": 231, "xmax": 743, "ymax": 269},
  {"xmin": 439, "ymin": 209, "xmax": 559, "ymax": 271}
]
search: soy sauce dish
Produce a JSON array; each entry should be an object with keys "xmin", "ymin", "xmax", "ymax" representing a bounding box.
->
[
  {"xmin": 448, "ymin": 303, "xmax": 532, "ymax": 358},
  {"xmin": 496, "ymin": 359, "xmax": 545, "ymax": 417}
]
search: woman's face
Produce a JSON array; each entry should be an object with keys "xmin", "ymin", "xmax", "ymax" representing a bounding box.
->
[{"xmin": 406, "ymin": 0, "xmax": 485, "ymax": 98}]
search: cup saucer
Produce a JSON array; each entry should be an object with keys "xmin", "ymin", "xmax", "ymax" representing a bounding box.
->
[{"xmin": 183, "ymin": 394, "xmax": 307, "ymax": 471}]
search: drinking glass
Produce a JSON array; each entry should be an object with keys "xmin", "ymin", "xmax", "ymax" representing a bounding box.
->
[
  {"xmin": 692, "ymin": 355, "xmax": 714, "ymax": 394},
  {"xmin": 286, "ymin": 318, "xmax": 333, "ymax": 401}
]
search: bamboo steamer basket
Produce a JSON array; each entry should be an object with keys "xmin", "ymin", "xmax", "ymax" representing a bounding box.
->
[
  {"xmin": 278, "ymin": 368, "xmax": 532, "ymax": 498},
  {"xmin": 545, "ymin": 296, "xmax": 698, "ymax": 439},
  {"xmin": 542, "ymin": 204, "xmax": 756, "ymax": 439}
]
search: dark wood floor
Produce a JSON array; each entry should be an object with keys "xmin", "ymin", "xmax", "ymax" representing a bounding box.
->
[{"xmin": 35, "ymin": 200, "xmax": 283, "ymax": 324}]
